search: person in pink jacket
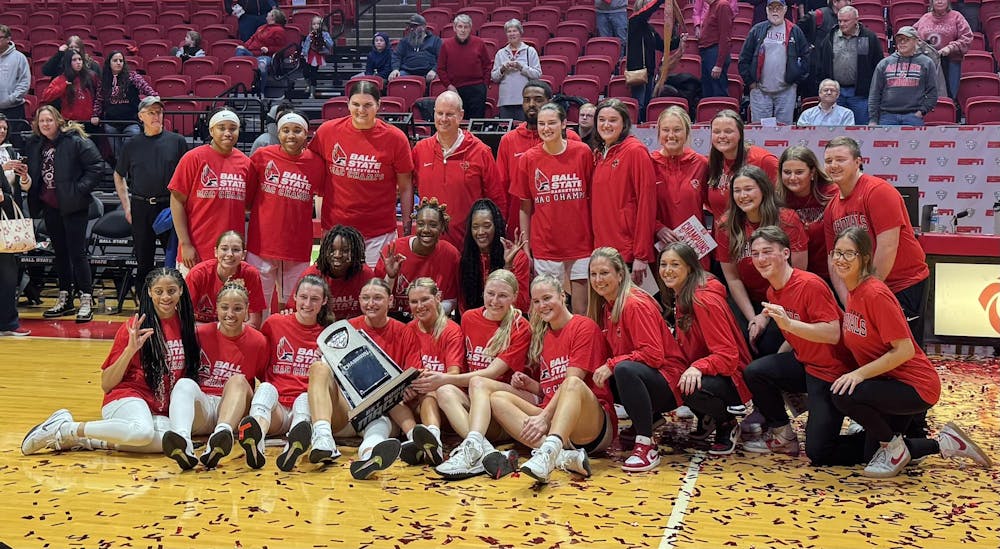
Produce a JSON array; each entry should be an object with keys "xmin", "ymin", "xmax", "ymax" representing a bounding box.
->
[{"xmin": 914, "ymin": 0, "xmax": 973, "ymax": 101}]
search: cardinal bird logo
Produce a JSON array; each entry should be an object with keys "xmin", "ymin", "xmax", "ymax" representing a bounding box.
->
[
  {"xmin": 277, "ymin": 336, "xmax": 295, "ymax": 361},
  {"xmin": 200, "ymin": 164, "xmax": 219, "ymax": 187},
  {"xmin": 196, "ymin": 295, "xmax": 215, "ymax": 320},
  {"xmin": 264, "ymin": 160, "xmax": 280, "ymax": 184},
  {"xmin": 978, "ymin": 279, "xmax": 1000, "ymax": 335},
  {"xmin": 332, "ymin": 143, "xmax": 348, "ymax": 167},
  {"xmin": 199, "ymin": 349, "xmax": 212, "ymax": 376},
  {"xmin": 535, "ymin": 168, "xmax": 550, "ymax": 192}
]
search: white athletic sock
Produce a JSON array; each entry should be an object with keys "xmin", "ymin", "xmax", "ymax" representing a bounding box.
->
[
  {"xmin": 359, "ymin": 416, "xmax": 391, "ymax": 460},
  {"xmin": 249, "ymin": 382, "xmax": 279, "ymax": 432},
  {"xmin": 406, "ymin": 427, "xmax": 414, "ymax": 441},
  {"xmin": 542, "ymin": 434, "xmax": 563, "ymax": 453},
  {"xmin": 313, "ymin": 420, "xmax": 333, "ymax": 439},
  {"xmin": 290, "ymin": 392, "xmax": 311, "ymax": 426},
  {"xmin": 214, "ymin": 423, "xmax": 233, "ymax": 435},
  {"xmin": 59, "ymin": 422, "xmax": 80, "ymax": 439},
  {"xmin": 467, "ymin": 430, "xmax": 495, "ymax": 454},
  {"xmin": 426, "ymin": 424, "xmax": 442, "ymax": 444}
]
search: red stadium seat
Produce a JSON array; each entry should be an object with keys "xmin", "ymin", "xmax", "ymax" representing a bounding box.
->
[
  {"xmin": 490, "ymin": 7, "xmax": 521, "ymax": 23},
  {"xmin": 923, "ymin": 97, "xmax": 957, "ymax": 125},
  {"xmin": 222, "ymin": 56, "xmax": 259, "ymax": 89},
  {"xmin": 322, "ymin": 97, "xmax": 350, "ymax": 120},
  {"xmin": 478, "ymin": 22, "xmax": 508, "ymax": 45},
  {"xmin": 544, "ymin": 38, "xmax": 582, "ymax": 61},
  {"xmin": 889, "ymin": 1, "xmax": 927, "ymax": 29},
  {"xmin": 565, "ymin": 5, "xmax": 596, "ymax": 34},
  {"xmin": 379, "ymin": 97, "xmax": 407, "ymax": 113},
  {"xmin": 540, "ymin": 56, "xmax": 571, "ymax": 88},
  {"xmin": 610, "ymin": 97, "xmax": 640, "ymax": 122},
  {"xmin": 146, "ymin": 57, "xmax": 182, "ymax": 82},
  {"xmin": 123, "ymin": 11, "xmax": 156, "ymax": 29},
  {"xmin": 29, "ymin": 27, "xmax": 63, "ymax": 44},
  {"xmin": 964, "ymin": 96, "xmax": 1000, "ymax": 124},
  {"xmin": 97, "ymin": 26, "xmax": 129, "ymax": 46},
  {"xmin": 60, "ymin": 12, "xmax": 91, "ymax": 28},
  {"xmin": 386, "ymin": 76, "xmax": 428, "ymax": 111},
  {"xmin": 190, "ymin": 10, "xmax": 224, "ymax": 28},
  {"xmin": 607, "ymin": 76, "xmax": 629, "ymax": 99},
  {"xmin": 561, "ymin": 75, "xmax": 602, "ymax": 103},
  {"xmin": 527, "ymin": 6, "xmax": 561, "ymax": 30},
  {"xmin": 27, "ymin": 12, "xmax": 58, "ymax": 28},
  {"xmin": 155, "ymin": 75, "xmax": 193, "ymax": 97},
  {"xmin": 732, "ymin": 18, "xmax": 752, "ymax": 40},
  {"xmin": 957, "ymin": 72, "xmax": 1000, "ymax": 111},
  {"xmin": 193, "ymin": 75, "xmax": 233, "ymax": 99},
  {"xmin": 200, "ymin": 25, "xmax": 234, "ymax": 46},
  {"xmin": 131, "ymin": 25, "xmax": 164, "ymax": 46},
  {"xmin": 346, "ymin": 75, "xmax": 385, "ymax": 91},
  {"xmin": 646, "ymin": 97, "xmax": 691, "ymax": 122},
  {"xmin": 428, "ymin": 79, "xmax": 448, "ymax": 97},
  {"xmin": 138, "ymin": 40, "xmax": 172, "ymax": 60},
  {"xmin": 522, "ymin": 22, "xmax": 551, "ymax": 51},
  {"xmin": 159, "ymin": 12, "xmax": 190, "ymax": 30},
  {"xmin": 675, "ymin": 54, "xmax": 701, "ymax": 77},
  {"xmin": 92, "ymin": 11, "xmax": 120, "ymax": 29},
  {"xmin": 728, "ymin": 75, "xmax": 745, "ymax": 101},
  {"xmin": 166, "ymin": 25, "xmax": 196, "ymax": 48},
  {"xmin": 555, "ymin": 21, "xmax": 593, "ymax": 46},
  {"xmin": 182, "ymin": 56, "xmax": 220, "ymax": 81},
  {"xmin": 696, "ymin": 97, "xmax": 740, "ymax": 123},
  {"xmin": 420, "ymin": 8, "xmax": 452, "ymax": 33},
  {"xmin": 963, "ymin": 51, "xmax": 995, "ymax": 75},
  {"xmin": 574, "ymin": 55, "xmax": 614, "ymax": 89},
  {"xmin": 585, "ymin": 37, "xmax": 622, "ymax": 59}
]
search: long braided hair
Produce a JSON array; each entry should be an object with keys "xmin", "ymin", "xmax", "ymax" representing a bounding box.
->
[
  {"xmin": 315, "ymin": 225, "xmax": 366, "ymax": 281},
  {"xmin": 139, "ymin": 268, "xmax": 200, "ymax": 401},
  {"xmin": 459, "ymin": 198, "xmax": 507, "ymax": 310}
]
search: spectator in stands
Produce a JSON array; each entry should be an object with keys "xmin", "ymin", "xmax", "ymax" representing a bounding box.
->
[
  {"xmin": 914, "ymin": 0, "xmax": 973, "ymax": 102},
  {"xmin": 698, "ymin": 0, "xmax": 734, "ymax": 98},
  {"xmin": 389, "ymin": 14, "xmax": 443, "ymax": 83},
  {"xmin": 412, "ymin": 91, "xmax": 506, "ymax": 248},
  {"xmin": 951, "ymin": 1, "xmax": 981, "ymax": 33},
  {"xmin": 114, "ymin": 97, "xmax": 188, "ymax": 296},
  {"xmin": 627, "ymin": 0, "xmax": 668, "ymax": 121},
  {"xmin": 301, "ymin": 16, "xmax": 334, "ymax": 98},
  {"xmin": 93, "ymin": 51, "xmax": 158, "ymax": 160},
  {"xmin": 236, "ymin": 8, "xmax": 289, "ymax": 96},
  {"xmin": 869, "ymin": 26, "xmax": 939, "ymax": 126},
  {"xmin": 796, "ymin": 78, "xmax": 854, "ymax": 125},
  {"xmin": 168, "ymin": 108, "xmax": 251, "ymax": 272},
  {"xmin": 0, "ymin": 26, "xmax": 31, "ymax": 148},
  {"xmin": 813, "ymin": 6, "xmax": 883, "ymax": 125},
  {"xmin": 692, "ymin": 0, "xmax": 739, "ymax": 39},
  {"xmin": 739, "ymin": 0, "xmax": 809, "ymax": 125},
  {"xmin": 364, "ymin": 32, "xmax": 393, "ymax": 83},
  {"xmin": 41, "ymin": 36, "xmax": 100, "ymax": 78},
  {"xmin": 226, "ymin": 0, "xmax": 277, "ymax": 42},
  {"xmin": 597, "ymin": 0, "xmax": 629, "ymax": 59},
  {"xmin": 41, "ymin": 50, "xmax": 100, "ymax": 125},
  {"xmin": 437, "ymin": 14, "xmax": 492, "ymax": 120},
  {"xmin": 797, "ymin": 0, "xmax": 851, "ymax": 97},
  {"xmin": 250, "ymin": 101, "xmax": 294, "ymax": 155},
  {"xmin": 491, "ymin": 19, "xmax": 542, "ymax": 121},
  {"xmin": 577, "ymin": 103, "xmax": 596, "ymax": 143},
  {"xmin": 0, "ymin": 113, "xmax": 31, "ymax": 336},
  {"xmin": 24, "ymin": 106, "xmax": 103, "ymax": 322},
  {"xmin": 173, "ymin": 31, "xmax": 206, "ymax": 62}
]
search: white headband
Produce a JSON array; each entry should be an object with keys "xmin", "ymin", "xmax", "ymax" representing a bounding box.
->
[
  {"xmin": 277, "ymin": 113, "xmax": 308, "ymax": 130},
  {"xmin": 209, "ymin": 110, "xmax": 241, "ymax": 128}
]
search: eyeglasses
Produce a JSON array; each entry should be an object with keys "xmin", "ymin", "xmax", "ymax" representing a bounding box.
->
[
  {"xmin": 766, "ymin": 4, "xmax": 786, "ymax": 11},
  {"xmin": 829, "ymin": 250, "xmax": 859, "ymax": 260}
]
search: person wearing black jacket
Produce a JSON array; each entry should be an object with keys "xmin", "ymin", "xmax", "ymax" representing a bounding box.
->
[
  {"xmin": 0, "ymin": 113, "xmax": 31, "ymax": 336},
  {"xmin": 812, "ymin": 6, "xmax": 883, "ymax": 125},
  {"xmin": 797, "ymin": 0, "xmax": 852, "ymax": 96},
  {"xmin": 25, "ymin": 106, "xmax": 104, "ymax": 323},
  {"xmin": 627, "ymin": 0, "xmax": 669, "ymax": 122},
  {"xmin": 41, "ymin": 36, "xmax": 101, "ymax": 79},
  {"xmin": 225, "ymin": 0, "xmax": 278, "ymax": 42}
]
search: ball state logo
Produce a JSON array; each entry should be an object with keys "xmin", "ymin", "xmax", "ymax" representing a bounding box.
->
[
  {"xmin": 200, "ymin": 165, "xmax": 219, "ymax": 187},
  {"xmin": 196, "ymin": 295, "xmax": 215, "ymax": 320},
  {"xmin": 276, "ymin": 336, "xmax": 295, "ymax": 361},
  {"xmin": 264, "ymin": 160, "xmax": 281, "ymax": 184},
  {"xmin": 978, "ymin": 279, "xmax": 1000, "ymax": 335},
  {"xmin": 535, "ymin": 168, "xmax": 550, "ymax": 192},
  {"xmin": 331, "ymin": 143, "xmax": 348, "ymax": 167},
  {"xmin": 199, "ymin": 349, "xmax": 212, "ymax": 377}
]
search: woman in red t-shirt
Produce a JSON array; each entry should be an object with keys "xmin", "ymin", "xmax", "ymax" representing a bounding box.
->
[
  {"xmin": 706, "ymin": 110, "xmax": 779, "ymax": 225},
  {"xmin": 161, "ymin": 281, "xmax": 268, "ymax": 470},
  {"xmin": 659, "ymin": 242, "xmax": 752, "ymax": 456},
  {"xmin": 287, "ymin": 225, "xmax": 374, "ymax": 321},
  {"xmin": 236, "ymin": 274, "xmax": 332, "ymax": 471},
  {"xmin": 488, "ymin": 274, "xmax": 616, "ymax": 483},
  {"xmin": 457, "ymin": 198, "xmax": 531, "ymax": 313},
  {"xmin": 777, "ymin": 146, "xmax": 837, "ymax": 280},
  {"xmin": 186, "ymin": 231, "xmax": 267, "ymax": 328},
  {"xmin": 21, "ymin": 269, "xmax": 201, "ymax": 456},
  {"xmin": 717, "ymin": 165, "xmax": 807, "ymax": 357},
  {"xmin": 830, "ymin": 227, "xmax": 991, "ymax": 478}
]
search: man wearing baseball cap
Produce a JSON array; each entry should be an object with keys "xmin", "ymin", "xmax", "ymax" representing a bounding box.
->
[
  {"xmin": 387, "ymin": 14, "xmax": 443, "ymax": 83},
  {"xmin": 868, "ymin": 26, "xmax": 938, "ymax": 126},
  {"xmin": 738, "ymin": 0, "xmax": 811, "ymax": 125}
]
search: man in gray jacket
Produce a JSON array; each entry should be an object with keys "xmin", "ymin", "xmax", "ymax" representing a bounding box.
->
[
  {"xmin": 0, "ymin": 26, "xmax": 31, "ymax": 147},
  {"xmin": 597, "ymin": 0, "xmax": 629, "ymax": 59},
  {"xmin": 868, "ymin": 26, "xmax": 938, "ymax": 126}
]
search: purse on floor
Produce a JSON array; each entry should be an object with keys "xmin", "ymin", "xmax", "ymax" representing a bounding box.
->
[{"xmin": 0, "ymin": 201, "xmax": 37, "ymax": 253}]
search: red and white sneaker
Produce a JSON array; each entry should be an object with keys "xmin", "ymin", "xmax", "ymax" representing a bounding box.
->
[
  {"xmin": 622, "ymin": 441, "xmax": 660, "ymax": 472},
  {"xmin": 939, "ymin": 422, "xmax": 993, "ymax": 468},
  {"xmin": 863, "ymin": 435, "xmax": 910, "ymax": 478}
]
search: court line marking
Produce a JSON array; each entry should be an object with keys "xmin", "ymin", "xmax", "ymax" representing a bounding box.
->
[{"xmin": 658, "ymin": 450, "xmax": 706, "ymax": 549}]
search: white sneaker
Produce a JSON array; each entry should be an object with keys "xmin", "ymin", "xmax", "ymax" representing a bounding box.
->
[
  {"xmin": 435, "ymin": 438, "xmax": 486, "ymax": 480},
  {"xmin": 21, "ymin": 409, "xmax": 73, "ymax": 455},
  {"xmin": 844, "ymin": 419, "xmax": 865, "ymax": 436},
  {"xmin": 614, "ymin": 403, "xmax": 629, "ymax": 419},
  {"xmin": 938, "ymin": 422, "xmax": 993, "ymax": 468},
  {"xmin": 307, "ymin": 427, "xmax": 340, "ymax": 465},
  {"xmin": 520, "ymin": 445, "xmax": 558, "ymax": 483},
  {"xmin": 674, "ymin": 405, "xmax": 695, "ymax": 419},
  {"xmin": 863, "ymin": 435, "xmax": 910, "ymax": 478},
  {"xmin": 556, "ymin": 448, "xmax": 592, "ymax": 478},
  {"xmin": 743, "ymin": 424, "xmax": 799, "ymax": 455},
  {"xmin": 740, "ymin": 409, "xmax": 764, "ymax": 436}
]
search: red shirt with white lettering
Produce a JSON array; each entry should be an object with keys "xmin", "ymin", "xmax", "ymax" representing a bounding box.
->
[
  {"xmin": 591, "ymin": 136, "xmax": 657, "ymax": 263},
  {"xmin": 409, "ymin": 319, "xmax": 465, "ymax": 373},
  {"xmin": 374, "ymin": 236, "xmax": 461, "ymax": 314},
  {"xmin": 460, "ymin": 307, "xmax": 531, "ymax": 384},
  {"xmin": 511, "ymin": 140, "xmax": 594, "ymax": 261},
  {"xmin": 707, "ymin": 145, "xmax": 779, "ymax": 223},
  {"xmin": 823, "ymin": 174, "xmax": 929, "ymax": 293},
  {"xmin": 651, "ymin": 148, "xmax": 709, "ymax": 234},
  {"xmin": 537, "ymin": 315, "xmax": 610, "ymax": 407},
  {"xmin": 766, "ymin": 269, "xmax": 855, "ymax": 382},
  {"xmin": 716, "ymin": 208, "xmax": 808, "ymax": 302},
  {"xmin": 347, "ymin": 316, "xmax": 422, "ymax": 370},
  {"xmin": 286, "ymin": 264, "xmax": 376, "ymax": 321},
  {"xmin": 842, "ymin": 277, "xmax": 940, "ymax": 405},
  {"xmin": 102, "ymin": 315, "xmax": 188, "ymax": 415},
  {"xmin": 246, "ymin": 145, "xmax": 324, "ymax": 261},
  {"xmin": 260, "ymin": 313, "xmax": 324, "ymax": 406},
  {"xmin": 195, "ymin": 323, "xmax": 268, "ymax": 396},
  {"xmin": 784, "ymin": 184, "xmax": 837, "ymax": 279},
  {"xmin": 185, "ymin": 259, "xmax": 267, "ymax": 323},
  {"xmin": 167, "ymin": 144, "xmax": 250, "ymax": 264},
  {"xmin": 307, "ymin": 117, "xmax": 414, "ymax": 238}
]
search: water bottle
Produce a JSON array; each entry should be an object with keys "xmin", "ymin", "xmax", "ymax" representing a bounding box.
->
[
  {"xmin": 95, "ymin": 289, "xmax": 107, "ymax": 315},
  {"xmin": 993, "ymin": 199, "xmax": 1000, "ymax": 235},
  {"xmin": 929, "ymin": 207, "xmax": 940, "ymax": 233}
]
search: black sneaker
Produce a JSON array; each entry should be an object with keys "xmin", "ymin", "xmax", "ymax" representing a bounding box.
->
[
  {"xmin": 399, "ymin": 439, "xmax": 423, "ymax": 466},
  {"xmin": 162, "ymin": 431, "xmax": 199, "ymax": 470},
  {"xmin": 277, "ymin": 421, "xmax": 312, "ymax": 472},
  {"xmin": 43, "ymin": 291, "xmax": 75, "ymax": 318},
  {"xmin": 350, "ymin": 438, "xmax": 401, "ymax": 480},
  {"xmin": 483, "ymin": 449, "xmax": 519, "ymax": 479},
  {"xmin": 200, "ymin": 429, "xmax": 234, "ymax": 469},
  {"xmin": 412, "ymin": 424, "xmax": 443, "ymax": 466},
  {"xmin": 709, "ymin": 420, "xmax": 739, "ymax": 456},
  {"xmin": 689, "ymin": 415, "xmax": 716, "ymax": 441},
  {"xmin": 237, "ymin": 416, "xmax": 266, "ymax": 469}
]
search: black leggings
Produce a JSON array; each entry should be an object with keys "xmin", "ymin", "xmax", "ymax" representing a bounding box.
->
[
  {"xmin": 611, "ymin": 361, "xmax": 678, "ymax": 437},
  {"xmin": 682, "ymin": 374, "xmax": 742, "ymax": 425},
  {"xmin": 743, "ymin": 352, "xmax": 806, "ymax": 429},
  {"xmin": 831, "ymin": 378, "xmax": 939, "ymax": 461},
  {"xmin": 728, "ymin": 296, "xmax": 785, "ymax": 358}
]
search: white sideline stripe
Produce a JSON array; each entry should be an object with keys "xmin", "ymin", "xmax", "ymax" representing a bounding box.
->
[{"xmin": 658, "ymin": 451, "xmax": 706, "ymax": 549}]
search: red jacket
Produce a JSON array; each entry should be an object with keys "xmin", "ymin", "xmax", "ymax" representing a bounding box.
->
[
  {"xmin": 651, "ymin": 147, "xmax": 709, "ymax": 234},
  {"xmin": 591, "ymin": 135, "xmax": 657, "ymax": 263},
  {"xmin": 437, "ymin": 36, "xmax": 492, "ymax": 88},
  {"xmin": 245, "ymin": 24, "xmax": 288, "ymax": 55},
  {"xmin": 41, "ymin": 75, "xmax": 97, "ymax": 121}
]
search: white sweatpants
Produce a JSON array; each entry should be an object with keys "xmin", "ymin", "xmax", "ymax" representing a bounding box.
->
[
  {"xmin": 168, "ymin": 377, "xmax": 223, "ymax": 439},
  {"xmin": 246, "ymin": 252, "xmax": 310, "ymax": 316},
  {"xmin": 83, "ymin": 397, "xmax": 171, "ymax": 453}
]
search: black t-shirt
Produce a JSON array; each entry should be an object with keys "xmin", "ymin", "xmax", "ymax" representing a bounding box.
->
[{"xmin": 115, "ymin": 130, "xmax": 188, "ymax": 198}]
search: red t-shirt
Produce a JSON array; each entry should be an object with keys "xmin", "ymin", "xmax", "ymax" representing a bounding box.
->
[
  {"xmin": 374, "ymin": 236, "xmax": 461, "ymax": 315},
  {"xmin": 766, "ymin": 269, "xmax": 855, "ymax": 382},
  {"xmin": 842, "ymin": 277, "xmax": 940, "ymax": 405},
  {"xmin": 195, "ymin": 323, "xmax": 269, "ymax": 396},
  {"xmin": 784, "ymin": 184, "xmax": 838, "ymax": 279},
  {"xmin": 347, "ymin": 316, "xmax": 421, "ymax": 370},
  {"xmin": 260, "ymin": 313, "xmax": 324, "ymax": 406},
  {"xmin": 651, "ymin": 148, "xmax": 709, "ymax": 233},
  {"xmin": 511, "ymin": 140, "xmax": 594, "ymax": 261},
  {"xmin": 716, "ymin": 208, "xmax": 808, "ymax": 303},
  {"xmin": 823, "ymin": 174, "xmax": 929, "ymax": 293},
  {"xmin": 411, "ymin": 130, "xmax": 507, "ymax": 248},
  {"xmin": 307, "ymin": 117, "xmax": 414, "ymax": 237},
  {"xmin": 167, "ymin": 144, "xmax": 250, "ymax": 264},
  {"xmin": 537, "ymin": 315, "xmax": 610, "ymax": 407},
  {"xmin": 408, "ymin": 319, "xmax": 466, "ymax": 373},
  {"xmin": 706, "ymin": 145, "xmax": 779, "ymax": 223},
  {"xmin": 286, "ymin": 264, "xmax": 376, "ymax": 321},
  {"xmin": 460, "ymin": 307, "xmax": 531, "ymax": 384},
  {"xmin": 102, "ymin": 315, "xmax": 188, "ymax": 415},
  {"xmin": 246, "ymin": 145, "xmax": 324, "ymax": 261},
  {"xmin": 590, "ymin": 136, "xmax": 657, "ymax": 263},
  {"xmin": 186, "ymin": 259, "xmax": 267, "ymax": 323}
]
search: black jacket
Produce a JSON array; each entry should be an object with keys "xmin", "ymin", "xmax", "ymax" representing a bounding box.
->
[
  {"xmin": 813, "ymin": 23, "xmax": 883, "ymax": 98},
  {"xmin": 739, "ymin": 20, "xmax": 811, "ymax": 87},
  {"xmin": 25, "ymin": 130, "xmax": 103, "ymax": 218}
]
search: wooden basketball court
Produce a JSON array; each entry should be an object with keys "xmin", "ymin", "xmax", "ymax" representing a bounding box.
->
[{"xmin": 1, "ymin": 321, "xmax": 997, "ymax": 548}]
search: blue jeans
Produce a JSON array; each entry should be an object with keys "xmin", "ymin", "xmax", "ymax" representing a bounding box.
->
[
  {"xmin": 699, "ymin": 45, "xmax": 730, "ymax": 98},
  {"xmin": 943, "ymin": 59, "xmax": 962, "ymax": 101},
  {"xmin": 879, "ymin": 112, "xmax": 924, "ymax": 126},
  {"xmin": 837, "ymin": 86, "xmax": 869, "ymax": 125},
  {"xmin": 597, "ymin": 11, "xmax": 628, "ymax": 59}
]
